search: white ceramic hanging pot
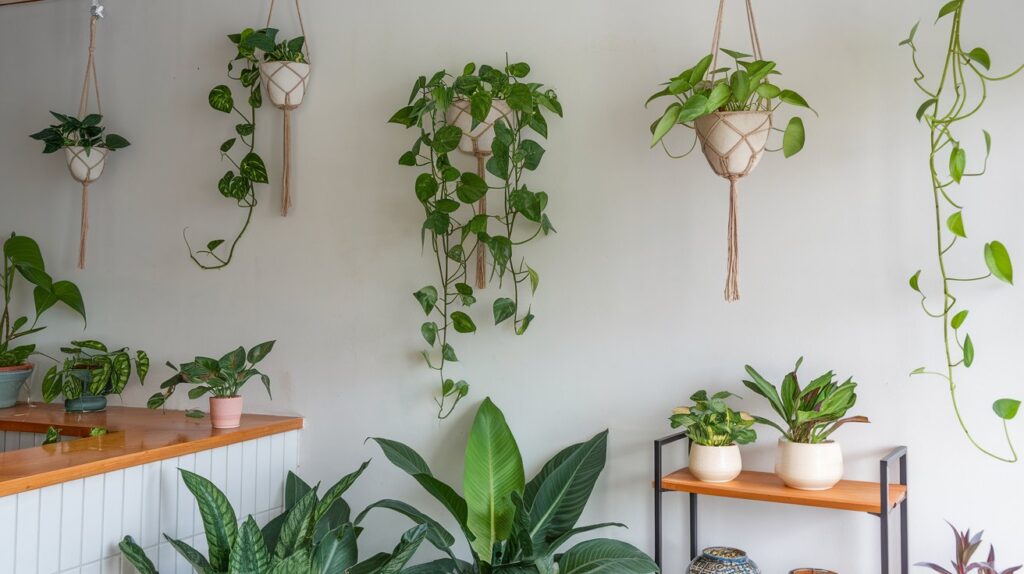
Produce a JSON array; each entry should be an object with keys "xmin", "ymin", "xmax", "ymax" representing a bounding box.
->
[
  {"xmin": 774, "ymin": 438, "xmax": 844, "ymax": 490},
  {"xmin": 689, "ymin": 443, "xmax": 742, "ymax": 483},
  {"xmin": 64, "ymin": 146, "xmax": 108, "ymax": 184},
  {"xmin": 446, "ymin": 98, "xmax": 514, "ymax": 155},
  {"xmin": 694, "ymin": 110, "xmax": 772, "ymax": 179},
  {"xmin": 260, "ymin": 61, "xmax": 311, "ymax": 109}
]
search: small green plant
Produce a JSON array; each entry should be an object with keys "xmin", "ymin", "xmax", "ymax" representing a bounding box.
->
[
  {"xmin": 369, "ymin": 398, "xmax": 659, "ymax": 573},
  {"xmin": 120, "ymin": 464, "xmax": 428, "ymax": 574},
  {"xmin": 41, "ymin": 340, "xmax": 149, "ymax": 403},
  {"xmin": 743, "ymin": 358, "xmax": 869, "ymax": 444},
  {"xmin": 185, "ymin": 28, "xmax": 273, "ymax": 270},
  {"xmin": 246, "ymin": 28, "xmax": 307, "ymax": 63},
  {"xmin": 669, "ymin": 390, "xmax": 757, "ymax": 447},
  {"xmin": 89, "ymin": 426, "xmax": 107, "ymax": 437},
  {"xmin": 902, "ymin": 0, "xmax": 1024, "ymax": 463},
  {"xmin": 42, "ymin": 426, "xmax": 61, "ymax": 445},
  {"xmin": 1, "ymin": 233, "xmax": 86, "ymax": 368},
  {"xmin": 916, "ymin": 522, "xmax": 1021, "ymax": 574},
  {"xmin": 147, "ymin": 341, "xmax": 275, "ymax": 408},
  {"xmin": 29, "ymin": 112, "xmax": 130, "ymax": 154},
  {"xmin": 647, "ymin": 49, "xmax": 813, "ymax": 157},
  {"xmin": 391, "ymin": 60, "xmax": 561, "ymax": 418}
]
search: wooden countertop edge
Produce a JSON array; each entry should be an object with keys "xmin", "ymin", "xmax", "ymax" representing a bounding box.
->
[{"xmin": 0, "ymin": 416, "xmax": 302, "ymax": 497}]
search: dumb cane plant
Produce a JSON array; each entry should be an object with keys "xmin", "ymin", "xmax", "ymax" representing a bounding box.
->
[
  {"xmin": 121, "ymin": 463, "xmax": 431, "ymax": 574},
  {"xmin": 41, "ymin": 340, "xmax": 148, "ymax": 403},
  {"xmin": 902, "ymin": 0, "xmax": 1024, "ymax": 462},
  {"xmin": 669, "ymin": 390, "xmax": 757, "ymax": 447},
  {"xmin": 390, "ymin": 62, "xmax": 561, "ymax": 419},
  {"xmin": 368, "ymin": 398, "xmax": 659, "ymax": 574},
  {"xmin": 146, "ymin": 341, "xmax": 275, "ymax": 408},
  {"xmin": 743, "ymin": 358, "xmax": 869, "ymax": 444}
]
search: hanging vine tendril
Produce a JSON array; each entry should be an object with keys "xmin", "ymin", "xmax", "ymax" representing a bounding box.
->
[{"xmin": 902, "ymin": 0, "xmax": 1024, "ymax": 462}]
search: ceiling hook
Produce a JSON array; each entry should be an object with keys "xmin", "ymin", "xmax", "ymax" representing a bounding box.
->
[{"xmin": 90, "ymin": 0, "xmax": 104, "ymax": 19}]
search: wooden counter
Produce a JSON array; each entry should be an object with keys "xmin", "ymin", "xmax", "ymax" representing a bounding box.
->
[{"xmin": 0, "ymin": 403, "xmax": 303, "ymax": 497}]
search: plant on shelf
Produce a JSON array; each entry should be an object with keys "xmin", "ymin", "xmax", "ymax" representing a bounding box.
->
[
  {"xmin": 743, "ymin": 358, "xmax": 869, "ymax": 490},
  {"xmin": 390, "ymin": 60, "xmax": 562, "ymax": 419},
  {"xmin": 670, "ymin": 390, "xmax": 758, "ymax": 483},
  {"xmin": 147, "ymin": 340, "xmax": 274, "ymax": 429},
  {"xmin": 121, "ymin": 463, "xmax": 430, "ymax": 574},
  {"xmin": 0, "ymin": 233, "xmax": 86, "ymax": 408},
  {"xmin": 901, "ymin": 0, "xmax": 1024, "ymax": 463},
  {"xmin": 185, "ymin": 28, "xmax": 272, "ymax": 270},
  {"xmin": 29, "ymin": 112, "xmax": 130, "ymax": 155},
  {"xmin": 368, "ymin": 398, "xmax": 659, "ymax": 573},
  {"xmin": 41, "ymin": 340, "xmax": 149, "ymax": 413},
  {"xmin": 916, "ymin": 522, "xmax": 1021, "ymax": 574}
]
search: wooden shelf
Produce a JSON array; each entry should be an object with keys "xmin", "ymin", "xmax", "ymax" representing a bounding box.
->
[{"xmin": 660, "ymin": 468, "xmax": 907, "ymax": 514}]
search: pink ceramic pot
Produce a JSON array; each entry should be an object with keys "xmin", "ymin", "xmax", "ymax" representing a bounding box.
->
[{"xmin": 209, "ymin": 396, "xmax": 244, "ymax": 429}]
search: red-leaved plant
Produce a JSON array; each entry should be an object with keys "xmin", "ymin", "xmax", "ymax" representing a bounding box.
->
[{"xmin": 916, "ymin": 523, "xmax": 1021, "ymax": 574}]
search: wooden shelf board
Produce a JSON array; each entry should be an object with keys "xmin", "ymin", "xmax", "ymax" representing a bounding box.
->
[
  {"xmin": 660, "ymin": 468, "xmax": 906, "ymax": 514},
  {"xmin": 0, "ymin": 403, "xmax": 302, "ymax": 497}
]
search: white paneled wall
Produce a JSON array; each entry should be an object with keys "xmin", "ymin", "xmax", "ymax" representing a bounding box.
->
[
  {"xmin": 0, "ymin": 431, "xmax": 46, "ymax": 452},
  {"xmin": 0, "ymin": 430, "xmax": 299, "ymax": 574}
]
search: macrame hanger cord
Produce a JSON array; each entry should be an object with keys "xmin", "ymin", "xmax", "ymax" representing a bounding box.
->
[
  {"xmin": 265, "ymin": 0, "xmax": 311, "ymax": 216},
  {"xmin": 72, "ymin": 0, "xmax": 104, "ymax": 269}
]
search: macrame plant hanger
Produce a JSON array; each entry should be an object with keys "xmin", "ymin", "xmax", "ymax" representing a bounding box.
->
[
  {"xmin": 261, "ymin": 0, "xmax": 312, "ymax": 217},
  {"xmin": 699, "ymin": 0, "xmax": 768, "ymax": 301},
  {"xmin": 70, "ymin": 0, "xmax": 105, "ymax": 269}
]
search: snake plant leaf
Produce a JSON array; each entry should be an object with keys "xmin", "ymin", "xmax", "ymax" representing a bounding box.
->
[
  {"xmin": 464, "ymin": 398, "xmax": 525, "ymax": 563},
  {"xmin": 119, "ymin": 536, "xmax": 158, "ymax": 574},
  {"xmin": 165, "ymin": 535, "xmax": 214, "ymax": 572},
  {"xmin": 993, "ymin": 399, "xmax": 1021, "ymax": 420},
  {"xmin": 355, "ymin": 498, "xmax": 456, "ymax": 551},
  {"xmin": 180, "ymin": 469, "xmax": 238, "ymax": 572},
  {"xmin": 984, "ymin": 241, "xmax": 1013, "ymax": 284},
  {"xmin": 275, "ymin": 486, "xmax": 319, "ymax": 559},
  {"xmin": 228, "ymin": 517, "xmax": 271, "ymax": 574},
  {"xmin": 556, "ymin": 539, "xmax": 660, "ymax": 574},
  {"xmin": 528, "ymin": 430, "xmax": 608, "ymax": 547},
  {"xmin": 782, "ymin": 117, "xmax": 806, "ymax": 158}
]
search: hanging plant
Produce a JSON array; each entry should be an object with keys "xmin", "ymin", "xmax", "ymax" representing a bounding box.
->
[
  {"xmin": 647, "ymin": 0, "xmax": 813, "ymax": 301},
  {"xmin": 902, "ymin": 0, "xmax": 1024, "ymax": 462},
  {"xmin": 185, "ymin": 28, "xmax": 272, "ymax": 270},
  {"xmin": 390, "ymin": 60, "xmax": 562, "ymax": 419}
]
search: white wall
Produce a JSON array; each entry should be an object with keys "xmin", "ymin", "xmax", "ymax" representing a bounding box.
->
[{"xmin": 2, "ymin": 1, "xmax": 1024, "ymax": 572}]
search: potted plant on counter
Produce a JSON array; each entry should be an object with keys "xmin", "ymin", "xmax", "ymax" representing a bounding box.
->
[
  {"xmin": 148, "ymin": 341, "xmax": 275, "ymax": 429},
  {"xmin": 743, "ymin": 358, "xmax": 869, "ymax": 490},
  {"xmin": 1, "ymin": 233, "xmax": 87, "ymax": 408},
  {"xmin": 41, "ymin": 340, "xmax": 148, "ymax": 412},
  {"xmin": 669, "ymin": 390, "xmax": 757, "ymax": 483}
]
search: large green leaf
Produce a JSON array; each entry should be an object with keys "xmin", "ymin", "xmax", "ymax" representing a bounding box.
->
[
  {"xmin": 284, "ymin": 471, "xmax": 312, "ymax": 510},
  {"xmin": 119, "ymin": 536, "xmax": 158, "ymax": 574},
  {"xmin": 984, "ymin": 241, "xmax": 1013, "ymax": 284},
  {"xmin": 378, "ymin": 524, "xmax": 429, "ymax": 574},
  {"xmin": 314, "ymin": 460, "xmax": 368, "ymax": 525},
  {"xmin": 782, "ymin": 117, "xmax": 805, "ymax": 158},
  {"xmin": 742, "ymin": 365, "xmax": 787, "ymax": 420},
  {"xmin": 276, "ymin": 487, "xmax": 319, "ymax": 558},
  {"xmin": 229, "ymin": 517, "xmax": 271, "ymax": 574},
  {"xmin": 4, "ymin": 234, "xmax": 45, "ymax": 270},
  {"xmin": 165, "ymin": 535, "xmax": 214, "ymax": 572},
  {"xmin": 557, "ymin": 539, "xmax": 659, "ymax": 574},
  {"xmin": 464, "ymin": 398, "xmax": 525, "ymax": 563},
  {"xmin": 311, "ymin": 523, "xmax": 358, "ymax": 574},
  {"xmin": 528, "ymin": 431, "xmax": 607, "ymax": 548},
  {"xmin": 401, "ymin": 558, "xmax": 473, "ymax": 573},
  {"xmin": 371, "ymin": 437, "xmax": 433, "ymax": 475},
  {"xmin": 180, "ymin": 469, "xmax": 238, "ymax": 572},
  {"xmin": 269, "ymin": 548, "xmax": 311, "ymax": 574},
  {"xmin": 356, "ymin": 498, "xmax": 455, "ymax": 551}
]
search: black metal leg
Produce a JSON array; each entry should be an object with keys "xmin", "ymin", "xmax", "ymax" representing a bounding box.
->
[
  {"xmin": 880, "ymin": 458, "xmax": 890, "ymax": 574},
  {"xmin": 900, "ymin": 453, "xmax": 909, "ymax": 574},
  {"xmin": 654, "ymin": 439, "xmax": 663, "ymax": 568},
  {"xmin": 689, "ymin": 493, "xmax": 698, "ymax": 561}
]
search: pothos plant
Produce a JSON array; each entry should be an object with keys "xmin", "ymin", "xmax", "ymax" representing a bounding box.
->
[
  {"xmin": 390, "ymin": 61, "xmax": 561, "ymax": 419},
  {"xmin": 647, "ymin": 49, "xmax": 813, "ymax": 157},
  {"xmin": 41, "ymin": 340, "xmax": 149, "ymax": 402},
  {"xmin": 185, "ymin": 28, "xmax": 273, "ymax": 270},
  {"xmin": 29, "ymin": 112, "xmax": 130, "ymax": 154},
  {"xmin": 669, "ymin": 390, "xmax": 757, "ymax": 447},
  {"xmin": 902, "ymin": 0, "xmax": 1024, "ymax": 462}
]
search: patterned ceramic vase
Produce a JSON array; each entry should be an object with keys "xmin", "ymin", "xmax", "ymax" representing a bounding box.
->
[{"xmin": 687, "ymin": 547, "xmax": 761, "ymax": 574}]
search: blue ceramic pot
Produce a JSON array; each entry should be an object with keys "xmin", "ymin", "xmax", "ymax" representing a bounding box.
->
[
  {"xmin": 64, "ymin": 369, "xmax": 111, "ymax": 413},
  {"xmin": 687, "ymin": 547, "xmax": 760, "ymax": 574},
  {"xmin": 0, "ymin": 364, "xmax": 33, "ymax": 408}
]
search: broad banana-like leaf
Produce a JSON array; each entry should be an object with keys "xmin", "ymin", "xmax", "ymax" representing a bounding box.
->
[
  {"xmin": 557, "ymin": 539, "xmax": 659, "ymax": 574},
  {"xmin": 528, "ymin": 431, "xmax": 607, "ymax": 547},
  {"xmin": 119, "ymin": 536, "xmax": 158, "ymax": 574},
  {"xmin": 229, "ymin": 517, "xmax": 271, "ymax": 574},
  {"xmin": 538, "ymin": 522, "xmax": 626, "ymax": 561},
  {"xmin": 371, "ymin": 437, "xmax": 433, "ymax": 475},
  {"xmin": 180, "ymin": 469, "xmax": 238, "ymax": 572},
  {"xmin": 355, "ymin": 498, "xmax": 455, "ymax": 551},
  {"xmin": 464, "ymin": 398, "xmax": 525, "ymax": 563}
]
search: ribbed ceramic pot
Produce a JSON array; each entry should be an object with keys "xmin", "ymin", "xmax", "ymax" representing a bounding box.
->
[
  {"xmin": 0, "ymin": 363, "xmax": 33, "ymax": 408},
  {"xmin": 775, "ymin": 438, "xmax": 844, "ymax": 490},
  {"xmin": 210, "ymin": 396, "xmax": 244, "ymax": 429},
  {"xmin": 687, "ymin": 547, "xmax": 760, "ymax": 574},
  {"xmin": 64, "ymin": 369, "xmax": 111, "ymax": 413},
  {"xmin": 690, "ymin": 443, "xmax": 742, "ymax": 483}
]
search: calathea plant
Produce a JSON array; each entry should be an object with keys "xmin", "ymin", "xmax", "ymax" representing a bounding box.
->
[
  {"xmin": 185, "ymin": 28, "xmax": 272, "ymax": 270},
  {"xmin": 41, "ymin": 340, "xmax": 149, "ymax": 402},
  {"xmin": 390, "ymin": 61, "xmax": 561, "ymax": 419},
  {"xmin": 29, "ymin": 112, "xmax": 130, "ymax": 154},
  {"xmin": 902, "ymin": 0, "xmax": 1024, "ymax": 462},
  {"xmin": 670, "ymin": 390, "xmax": 757, "ymax": 446},
  {"xmin": 121, "ymin": 462, "xmax": 430, "ymax": 574},
  {"xmin": 368, "ymin": 398, "xmax": 659, "ymax": 573}
]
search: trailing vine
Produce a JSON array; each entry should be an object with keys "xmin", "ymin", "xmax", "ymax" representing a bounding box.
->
[
  {"xmin": 185, "ymin": 29, "xmax": 273, "ymax": 269},
  {"xmin": 390, "ymin": 61, "xmax": 561, "ymax": 419},
  {"xmin": 903, "ymin": 0, "xmax": 1024, "ymax": 462}
]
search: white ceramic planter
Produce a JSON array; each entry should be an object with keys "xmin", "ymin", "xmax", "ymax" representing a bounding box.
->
[
  {"xmin": 774, "ymin": 438, "xmax": 844, "ymax": 490},
  {"xmin": 260, "ymin": 61, "xmax": 311, "ymax": 109},
  {"xmin": 64, "ymin": 146, "xmax": 107, "ymax": 183},
  {"xmin": 689, "ymin": 443, "xmax": 742, "ymax": 483},
  {"xmin": 694, "ymin": 110, "xmax": 772, "ymax": 178},
  {"xmin": 446, "ymin": 98, "xmax": 513, "ymax": 155}
]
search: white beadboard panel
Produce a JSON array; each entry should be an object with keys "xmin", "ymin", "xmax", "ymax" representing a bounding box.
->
[
  {"xmin": 0, "ymin": 430, "xmax": 298, "ymax": 573},
  {"xmin": 38, "ymin": 484, "xmax": 63, "ymax": 574}
]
